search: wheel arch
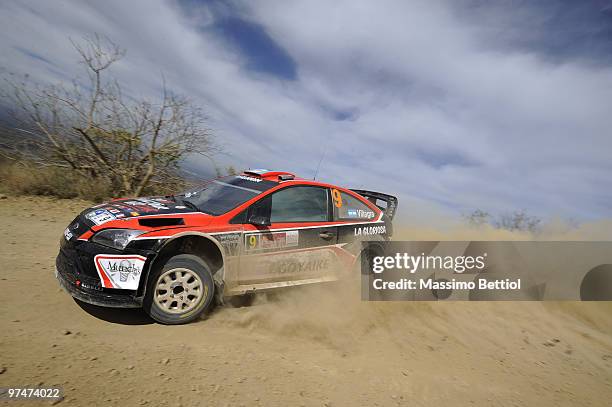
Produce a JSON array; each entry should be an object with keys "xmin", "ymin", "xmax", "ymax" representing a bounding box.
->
[
  {"xmin": 353, "ymin": 241, "xmax": 387, "ymax": 275},
  {"xmin": 139, "ymin": 232, "xmax": 226, "ymax": 297}
]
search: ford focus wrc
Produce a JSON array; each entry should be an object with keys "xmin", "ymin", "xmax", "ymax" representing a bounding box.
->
[{"xmin": 56, "ymin": 169, "xmax": 397, "ymax": 324}]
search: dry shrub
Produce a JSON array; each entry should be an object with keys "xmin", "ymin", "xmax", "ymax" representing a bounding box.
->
[
  {"xmin": 0, "ymin": 160, "xmax": 111, "ymax": 201},
  {"xmin": 0, "ymin": 158, "xmax": 189, "ymax": 201}
]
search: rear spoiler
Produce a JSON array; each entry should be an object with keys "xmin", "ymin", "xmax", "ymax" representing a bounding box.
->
[{"xmin": 350, "ymin": 189, "xmax": 398, "ymax": 221}]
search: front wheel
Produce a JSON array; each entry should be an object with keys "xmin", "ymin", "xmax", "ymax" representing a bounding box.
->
[{"xmin": 144, "ymin": 254, "xmax": 215, "ymax": 324}]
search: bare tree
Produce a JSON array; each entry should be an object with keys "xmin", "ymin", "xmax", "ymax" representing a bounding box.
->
[
  {"xmin": 494, "ymin": 210, "xmax": 541, "ymax": 233},
  {"xmin": 464, "ymin": 208, "xmax": 541, "ymax": 233},
  {"xmin": 463, "ymin": 209, "xmax": 490, "ymax": 227},
  {"xmin": 2, "ymin": 34, "xmax": 216, "ymax": 196}
]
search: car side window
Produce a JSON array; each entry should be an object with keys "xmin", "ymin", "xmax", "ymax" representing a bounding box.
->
[
  {"xmin": 333, "ymin": 190, "xmax": 377, "ymax": 221},
  {"xmin": 248, "ymin": 195, "xmax": 271, "ymax": 220},
  {"xmin": 269, "ymin": 186, "xmax": 329, "ymax": 223}
]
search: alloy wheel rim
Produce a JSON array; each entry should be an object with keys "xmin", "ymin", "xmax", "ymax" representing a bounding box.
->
[{"xmin": 154, "ymin": 268, "xmax": 204, "ymax": 314}]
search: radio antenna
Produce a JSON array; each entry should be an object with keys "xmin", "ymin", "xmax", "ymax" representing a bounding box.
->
[{"xmin": 313, "ymin": 149, "xmax": 327, "ymax": 180}]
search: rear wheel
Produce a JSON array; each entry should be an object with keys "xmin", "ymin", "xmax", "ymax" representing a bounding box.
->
[
  {"xmin": 356, "ymin": 244, "xmax": 387, "ymax": 300},
  {"xmin": 144, "ymin": 254, "xmax": 215, "ymax": 324}
]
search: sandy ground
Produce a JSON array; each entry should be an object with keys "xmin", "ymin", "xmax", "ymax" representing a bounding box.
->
[{"xmin": 1, "ymin": 196, "xmax": 611, "ymax": 406}]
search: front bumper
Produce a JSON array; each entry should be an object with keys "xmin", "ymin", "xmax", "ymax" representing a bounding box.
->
[
  {"xmin": 55, "ymin": 236, "xmax": 157, "ymax": 308},
  {"xmin": 55, "ymin": 265, "xmax": 141, "ymax": 308}
]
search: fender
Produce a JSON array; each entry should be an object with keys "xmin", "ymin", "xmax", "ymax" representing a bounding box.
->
[{"xmin": 137, "ymin": 231, "xmax": 229, "ymax": 299}]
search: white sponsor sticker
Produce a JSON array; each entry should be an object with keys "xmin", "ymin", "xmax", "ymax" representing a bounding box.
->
[
  {"xmin": 85, "ymin": 209, "xmax": 116, "ymax": 226},
  {"xmin": 346, "ymin": 208, "xmax": 375, "ymax": 219},
  {"xmin": 63, "ymin": 228, "xmax": 73, "ymax": 241},
  {"xmin": 354, "ymin": 225, "xmax": 386, "ymax": 236},
  {"xmin": 236, "ymin": 175, "xmax": 262, "ymax": 183},
  {"xmin": 286, "ymin": 230, "xmax": 299, "ymax": 246},
  {"xmin": 123, "ymin": 199, "xmax": 169, "ymax": 210},
  {"xmin": 93, "ymin": 254, "xmax": 146, "ymax": 290},
  {"xmin": 245, "ymin": 230, "xmax": 300, "ymax": 251}
]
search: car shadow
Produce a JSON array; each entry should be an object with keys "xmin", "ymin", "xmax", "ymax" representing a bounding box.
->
[{"xmin": 73, "ymin": 299, "xmax": 154, "ymax": 325}]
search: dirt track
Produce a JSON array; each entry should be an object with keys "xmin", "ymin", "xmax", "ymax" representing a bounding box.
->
[{"xmin": 1, "ymin": 196, "xmax": 611, "ymax": 406}]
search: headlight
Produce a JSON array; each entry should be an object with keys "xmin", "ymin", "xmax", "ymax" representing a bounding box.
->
[{"xmin": 91, "ymin": 229, "xmax": 146, "ymax": 250}]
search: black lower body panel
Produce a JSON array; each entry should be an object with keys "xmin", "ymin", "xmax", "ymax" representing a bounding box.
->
[{"xmin": 55, "ymin": 249, "xmax": 143, "ymax": 308}]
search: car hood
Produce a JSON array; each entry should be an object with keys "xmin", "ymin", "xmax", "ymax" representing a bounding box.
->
[{"xmin": 81, "ymin": 196, "xmax": 199, "ymax": 227}]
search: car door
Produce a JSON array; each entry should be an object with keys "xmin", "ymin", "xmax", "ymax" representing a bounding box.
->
[{"xmin": 238, "ymin": 185, "xmax": 340, "ymax": 285}]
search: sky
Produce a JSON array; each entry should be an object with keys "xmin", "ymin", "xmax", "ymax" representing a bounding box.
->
[{"xmin": 0, "ymin": 0, "xmax": 611, "ymax": 223}]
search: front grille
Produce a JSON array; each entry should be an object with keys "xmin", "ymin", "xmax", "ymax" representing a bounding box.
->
[
  {"xmin": 56, "ymin": 250, "xmax": 102, "ymax": 291},
  {"xmin": 56, "ymin": 250, "xmax": 75, "ymax": 275}
]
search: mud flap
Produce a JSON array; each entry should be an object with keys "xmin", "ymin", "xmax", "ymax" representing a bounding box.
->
[{"xmin": 213, "ymin": 267, "xmax": 225, "ymax": 305}]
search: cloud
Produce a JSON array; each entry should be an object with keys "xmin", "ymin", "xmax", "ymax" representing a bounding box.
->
[
  {"xmin": 209, "ymin": 16, "xmax": 298, "ymax": 80},
  {"xmin": 0, "ymin": 0, "xmax": 611, "ymax": 221}
]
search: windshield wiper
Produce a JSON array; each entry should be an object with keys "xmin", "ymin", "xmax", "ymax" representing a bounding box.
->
[
  {"xmin": 180, "ymin": 199, "xmax": 201, "ymax": 212},
  {"xmin": 180, "ymin": 199, "xmax": 214, "ymax": 215}
]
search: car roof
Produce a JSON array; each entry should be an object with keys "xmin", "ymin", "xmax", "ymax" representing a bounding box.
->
[{"xmin": 240, "ymin": 170, "xmax": 353, "ymax": 193}]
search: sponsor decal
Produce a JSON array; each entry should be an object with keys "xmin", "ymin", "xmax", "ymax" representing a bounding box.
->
[
  {"xmin": 354, "ymin": 225, "xmax": 386, "ymax": 236},
  {"xmin": 63, "ymin": 228, "xmax": 73, "ymax": 241},
  {"xmin": 245, "ymin": 230, "xmax": 299, "ymax": 251},
  {"xmin": 357, "ymin": 209, "xmax": 375, "ymax": 219},
  {"xmin": 123, "ymin": 199, "xmax": 169, "ymax": 211},
  {"xmin": 85, "ymin": 209, "xmax": 116, "ymax": 226},
  {"xmin": 81, "ymin": 282, "xmax": 102, "ymax": 291},
  {"xmin": 216, "ymin": 233, "xmax": 241, "ymax": 244},
  {"xmin": 93, "ymin": 254, "xmax": 146, "ymax": 290},
  {"xmin": 214, "ymin": 232, "xmax": 242, "ymax": 257},
  {"xmin": 236, "ymin": 175, "xmax": 262, "ymax": 183},
  {"xmin": 345, "ymin": 207, "xmax": 375, "ymax": 219},
  {"xmin": 250, "ymin": 250, "xmax": 336, "ymax": 276},
  {"xmin": 286, "ymin": 230, "xmax": 299, "ymax": 246},
  {"xmin": 271, "ymin": 258, "xmax": 330, "ymax": 274},
  {"xmin": 80, "ymin": 281, "xmax": 102, "ymax": 291}
]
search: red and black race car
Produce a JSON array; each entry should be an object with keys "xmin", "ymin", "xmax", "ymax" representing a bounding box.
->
[{"xmin": 56, "ymin": 169, "xmax": 398, "ymax": 324}]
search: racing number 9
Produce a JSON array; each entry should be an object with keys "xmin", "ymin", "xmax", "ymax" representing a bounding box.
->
[
  {"xmin": 248, "ymin": 235, "xmax": 258, "ymax": 249},
  {"xmin": 332, "ymin": 188, "xmax": 343, "ymax": 208}
]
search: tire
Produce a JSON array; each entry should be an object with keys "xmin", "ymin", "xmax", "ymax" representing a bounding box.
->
[
  {"xmin": 144, "ymin": 254, "xmax": 215, "ymax": 325},
  {"xmin": 355, "ymin": 244, "xmax": 383, "ymax": 275}
]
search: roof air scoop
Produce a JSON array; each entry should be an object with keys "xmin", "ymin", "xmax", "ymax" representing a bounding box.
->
[{"xmin": 242, "ymin": 170, "xmax": 296, "ymax": 181}]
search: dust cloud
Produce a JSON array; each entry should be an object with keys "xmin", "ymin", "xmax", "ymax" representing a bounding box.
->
[
  {"xmin": 2, "ymin": 196, "xmax": 611, "ymax": 406},
  {"xmin": 211, "ymin": 220, "xmax": 612, "ymax": 362}
]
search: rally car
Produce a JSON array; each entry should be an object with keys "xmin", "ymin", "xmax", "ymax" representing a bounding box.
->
[{"xmin": 55, "ymin": 169, "xmax": 398, "ymax": 324}]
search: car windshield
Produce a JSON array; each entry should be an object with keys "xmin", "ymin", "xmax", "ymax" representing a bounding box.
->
[{"xmin": 178, "ymin": 175, "xmax": 277, "ymax": 216}]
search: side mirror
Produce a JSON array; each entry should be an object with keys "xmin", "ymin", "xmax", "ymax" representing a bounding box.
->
[{"xmin": 248, "ymin": 214, "xmax": 271, "ymax": 227}]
